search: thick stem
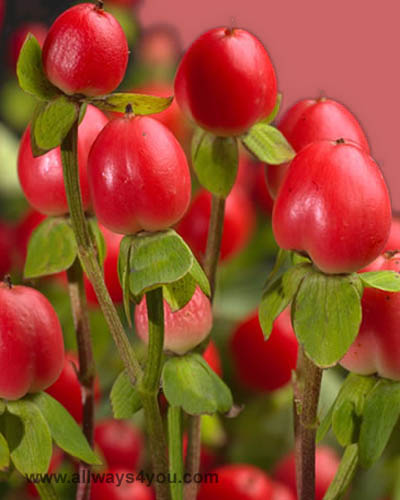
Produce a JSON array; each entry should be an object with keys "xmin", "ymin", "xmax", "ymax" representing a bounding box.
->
[
  {"xmin": 293, "ymin": 347, "xmax": 323, "ymax": 500},
  {"xmin": 67, "ymin": 259, "xmax": 95, "ymax": 500},
  {"xmin": 139, "ymin": 288, "xmax": 169, "ymax": 500},
  {"xmin": 60, "ymin": 117, "xmax": 142, "ymax": 386},
  {"xmin": 185, "ymin": 194, "xmax": 226, "ymax": 500},
  {"xmin": 168, "ymin": 406, "xmax": 183, "ymax": 500}
]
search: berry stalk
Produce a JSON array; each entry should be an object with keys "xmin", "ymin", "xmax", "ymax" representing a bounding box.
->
[
  {"xmin": 293, "ymin": 346, "xmax": 323, "ymax": 500},
  {"xmin": 66, "ymin": 258, "xmax": 95, "ymax": 500},
  {"xmin": 185, "ymin": 194, "xmax": 226, "ymax": 500}
]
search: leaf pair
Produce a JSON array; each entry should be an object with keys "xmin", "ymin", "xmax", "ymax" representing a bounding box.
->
[
  {"xmin": 0, "ymin": 392, "xmax": 99, "ymax": 477},
  {"xmin": 118, "ymin": 229, "xmax": 210, "ymax": 325}
]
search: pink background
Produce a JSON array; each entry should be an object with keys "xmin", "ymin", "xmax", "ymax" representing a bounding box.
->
[{"xmin": 139, "ymin": 0, "xmax": 400, "ymax": 211}]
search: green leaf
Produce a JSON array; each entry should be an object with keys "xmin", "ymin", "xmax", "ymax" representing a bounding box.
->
[
  {"xmin": 259, "ymin": 263, "xmax": 312, "ymax": 339},
  {"xmin": 129, "ymin": 230, "xmax": 193, "ymax": 297},
  {"xmin": 261, "ymin": 93, "xmax": 282, "ymax": 124},
  {"xmin": 168, "ymin": 406, "xmax": 183, "ymax": 500},
  {"xmin": 360, "ymin": 270, "xmax": 400, "ymax": 292},
  {"xmin": 162, "ymin": 353, "xmax": 233, "ymax": 416},
  {"xmin": 163, "ymin": 273, "xmax": 197, "ymax": 312},
  {"xmin": 6, "ymin": 399, "xmax": 52, "ymax": 474},
  {"xmin": 292, "ymin": 270, "xmax": 362, "ymax": 367},
  {"xmin": 29, "ymin": 392, "xmax": 101, "ymax": 465},
  {"xmin": 359, "ymin": 380, "xmax": 400, "ymax": 468},
  {"xmin": 317, "ymin": 373, "xmax": 378, "ymax": 444},
  {"xmin": 110, "ymin": 371, "xmax": 142, "ymax": 419},
  {"xmin": 32, "ymin": 96, "xmax": 78, "ymax": 151},
  {"xmin": 242, "ymin": 123, "xmax": 295, "ymax": 165},
  {"xmin": 16, "ymin": 34, "xmax": 59, "ymax": 101},
  {"xmin": 0, "ymin": 433, "xmax": 10, "ymax": 471},
  {"xmin": 24, "ymin": 217, "xmax": 78, "ymax": 278},
  {"xmin": 188, "ymin": 258, "xmax": 211, "ymax": 298},
  {"xmin": 0, "ymin": 400, "xmax": 6, "ymax": 415},
  {"xmin": 118, "ymin": 235, "xmax": 134, "ymax": 326},
  {"xmin": 263, "ymin": 248, "xmax": 293, "ymax": 288},
  {"xmin": 89, "ymin": 93, "xmax": 173, "ymax": 114},
  {"xmin": 323, "ymin": 444, "xmax": 359, "ymax": 500},
  {"xmin": 192, "ymin": 129, "xmax": 238, "ymax": 197},
  {"xmin": 88, "ymin": 218, "xmax": 106, "ymax": 266}
]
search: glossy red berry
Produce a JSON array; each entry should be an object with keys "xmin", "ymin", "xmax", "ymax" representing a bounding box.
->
[
  {"xmin": 18, "ymin": 105, "xmax": 108, "ymax": 216},
  {"xmin": 274, "ymin": 447, "xmax": 340, "ymax": 500},
  {"xmin": 271, "ymin": 482, "xmax": 296, "ymax": 500},
  {"xmin": 42, "ymin": 3, "xmax": 128, "ymax": 96},
  {"xmin": 84, "ymin": 225, "xmax": 123, "ymax": 305},
  {"xmin": 0, "ymin": 220, "xmax": 14, "ymax": 278},
  {"xmin": 90, "ymin": 468, "xmax": 154, "ymax": 500},
  {"xmin": 383, "ymin": 217, "xmax": 400, "ymax": 252},
  {"xmin": 46, "ymin": 352, "xmax": 100, "ymax": 423},
  {"xmin": 95, "ymin": 419, "xmax": 143, "ymax": 470},
  {"xmin": 175, "ymin": 27, "xmax": 277, "ymax": 136},
  {"xmin": 135, "ymin": 287, "xmax": 212, "ymax": 355},
  {"xmin": 8, "ymin": 23, "xmax": 47, "ymax": 70},
  {"xmin": 198, "ymin": 464, "xmax": 274, "ymax": 500},
  {"xmin": 273, "ymin": 140, "xmax": 391, "ymax": 274},
  {"xmin": 88, "ymin": 115, "xmax": 191, "ymax": 234},
  {"xmin": 0, "ymin": 283, "xmax": 64, "ymax": 400},
  {"xmin": 230, "ymin": 308, "xmax": 298, "ymax": 392},
  {"xmin": 265, "ymin": 98, "xmax": 369, "ymax": 198},
  {"xmin": 341, "ymin": 252, "xmax": 400, "ymax": 379},
  {"xmin": 177, "ymin": 188, "xmax": 255, "ymax": 262}
]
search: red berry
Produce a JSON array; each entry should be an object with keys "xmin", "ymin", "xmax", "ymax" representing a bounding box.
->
[
  {"xmin": 177, "ymin": 188, "xmax": 255, "ymax": 262},
  {"xmin": 139, "ymin": 24, "xmax": 181, "ymax": 67},
  {"xmin": 271, "ymin": 481, "xmax": 296, "ymax": 500},
  {"xmin": 95, "ymin": 419, "xmax": 143, "ymax": 470},
  {"xmin": 88, "ymin": 115, "xmax": 191, "ymax": 234},
  {"xmin": 341, "ymin": 252, "xmax": 400, "ymax": 379},
  {"xmin": 265, "ymin": 98, "xmax": 369, "ymax": 199},
  {"xmin": 0, "ymin": 283, "xmax": 64, "ymax": 400},
  {"xmin": 274, "ymin": 447, "xmax": 340, "ymax": 500},
  {"xmin": 203, "ymin": 340, "xmax": 222, "ymax": 377},
  {"xmin": 135, "ymin": 287, "xmax": 212, "ymax": 355},
  {"xmin": 0, "ymin": 220, "xmax": 14, "ymax": 278},
  {"xmin": 90, "ymin": 468, "xmax": 154, "ymax": 500},
  {"xmin": 383, "ymin": 217, "xmax": 400, "ymax": 252},
  {"xmin": 8, "ymin": 23, "xmax": 47, "ymax": 70},
  {"xmin": 84, "ymin": 225, "xmax": 123, "ymax": 305},
  {"xmin": 230, "ymin": 308, "xmax": 298, "ymax": 392},
  {"xmin": 175, "ymin": 27, "xmax": 277, "ymax": 136},
  {"xmin": 46, "ymin": 352, "xmax": 100, "ymax": 423},
  {"xmin": 42, "ymin": 3, "xmax": 128, "ymax": 96},
  {"xmin": 273, "ymin": 140, "xmax": 391, "ymax": 274},
  {"xmin": 198, "ymin": 464, "xmax": 274, "ymax": 500},
  {"xmin": 18, "ymin": 105, "xmax": 108, "ymax": 216}
]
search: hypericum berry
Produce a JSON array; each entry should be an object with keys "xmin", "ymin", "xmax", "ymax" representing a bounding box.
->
[
  {"xmin": 230, "ymin": 308, "xmax": 298, "ymax": 392},
  {"xmin": 94, "ymin": 420, "xmax": 143, "ymax": 470},
  {"xmin": 8, "ymin": 23, "xmax": 47, "ymax": 70},
  {"xmin": 42, "ymin": 3, "xmax": 128, "ymax": 96},
  {"xmin": 88, "ymin": 115, "xmax": 191, "ymax": 234},
  {"xmin": 15, "ymin": 209, "xmax": 46, "ymax": 264},
  {"xmin": 84, "ymin": 225, "xmax": 123, "ymax": 305},
  {"xmin": 271, "ymin": 482, "xmax": 296, "ymax": 500},
  {"xmin": 46, "ymin": 352, "xmax": 100, "ymax": 423},
  {"xmin": 18, "ymin": 105, "xmax": 108, "ymax": 216},
  {"xmin": 135, "ymin": 287, "xmax": 212, "ymax": 355},
  {"xmin": 198, "ymin": 464, "xmax": 274, "ymax": 500},
  {"xmin": 90, "ymin": 468, "xmax": 154, "ymax": 500},
  {"xmin": 341, "ymin": 252, "xmax": 400, "ymax": 380},
  {"xmin": 177, "ymin": 187, "xmax": 255, "ymax": 262},
  {"xmin": 0, "ymin": 282, "xmax": 64, "ymax": 400},
  {"xmin": 265, "ymin": 98, "xmax": 369, "ymax": 199},
  {"xmin": 175, "ymin": 27, "xmax": 277, "ymax": 136},
  {"xmin": 383, "ymin": 217, "xmax": 400, "ymax": 252},
  {"xmin": 0, "ymin": 221, "xmax": 14, "ymax": 278},
  {"xmin": 274, "ymin": 447, "xmax": 340, "ymax": 500},
  {"xmin": 273, "ymin": 140, "xmax": 391, "ymax": 274},
  {"xmin": 203, "ymin": 340, "xmax": 222, "ymax": 377}
]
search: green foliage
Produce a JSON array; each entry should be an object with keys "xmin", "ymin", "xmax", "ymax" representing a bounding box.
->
[
  {"xmin": 110, "ymin": 371, "xmax": 143, "ymax": 419},
  {"xmin": 242, "ymin": 122, "xmax": 295, "ymax": 164},
  {"xmin": 88, "ymin": 93, "xmax": 173, "ymax": 114}
]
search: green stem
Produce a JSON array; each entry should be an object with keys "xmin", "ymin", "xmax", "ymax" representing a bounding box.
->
[
  {"xmin": 138, "ymin": 287, "xmax": 169, "ymax": 500},
  {"xmin": 66, "ymin": 259, "xmax": 95, "ymax": 500},
  {"xmin": 293, "ymin": 347, "xmax": 323, "ymax": 500},
  {"xmin": 168, "ymin": 406, "xmax": 183, "ymax": 500},
  {"xmin": 60, "ymin": 116, "xmax": 142, "ymax": 386},
  {"xmin": 185, "ymin": 194, "xmax": 226, "ymax": 500}
]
